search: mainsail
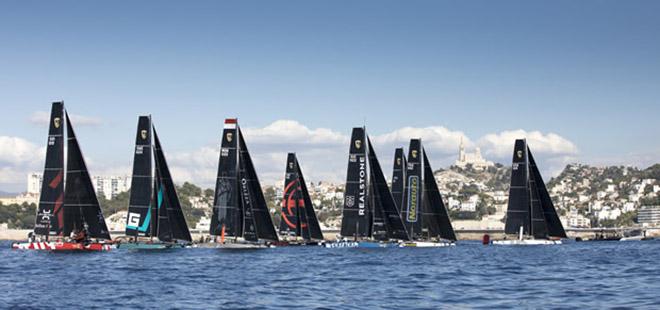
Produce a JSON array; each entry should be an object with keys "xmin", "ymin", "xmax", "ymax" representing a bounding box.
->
[
  {"xmin": 391, "ymin": 148, "xmax": 406, "ymax": 212},
  {"xmin": 504, "ymin": 139, "xmax": 566, "ymax": 239},
  {"xmin": 280, "ymin": 153, "xmax": 302, "ymax": 237},
  {"xmin": 402, "ymin": 139, "xmax": 423, "ymax": 239},
  {"xmin": 210, "ymin": 119, "xmax": 278, "ymax": 242},
  {"xmin": 421, "ymin": 150, "xmax": 456, "ymax": 241},
  {"xmin": 62, "ymin": 113, "xmax": 111, "ymax": 240},
  {"xmin": 126, "ymin": 116, "xmax": 154, "ymax": 237},
  {"xmin": 340, "ymin": 127, "xmax": 371, "ymax": 239},
  {"xmin": 211, "ymin": 119, "xmax": 241, "ymax": 237},
  {"xmin": 34, "ymin": 102, "xmax": 65, "ymax": 237}
]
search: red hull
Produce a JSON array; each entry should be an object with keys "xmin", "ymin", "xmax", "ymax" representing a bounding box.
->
[{"xmin": 11, "ymin": 241, "xmax": 113, "ymax": 251}]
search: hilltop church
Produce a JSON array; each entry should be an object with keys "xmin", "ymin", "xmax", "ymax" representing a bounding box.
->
[{"xmin": 454, "ymin": 138, "xmax": 494, "ymax": 170}]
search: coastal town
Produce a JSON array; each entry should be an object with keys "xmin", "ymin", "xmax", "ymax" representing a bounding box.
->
[{"xmin": 2, "ymin": 143, "xmax": 659, "ymax": 234}]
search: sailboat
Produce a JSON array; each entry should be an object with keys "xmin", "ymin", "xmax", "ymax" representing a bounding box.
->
[
  {"xmin": 204, "ymin": 118, "xmax": 279, "ymax": 248},
  {"xmin": 325, "ymin": 127, "xmax": 410, "ymax": 248},
  {"xmin": 492, "ymin": 139, "xmax": 567, "ymax": 245},
  {"xmin": 279, "ymin": 153, "xmax": 325, "ymax": 245},
  {"xmin": 120, "ymin": 116, "xmax": 193, "ymax": 249},
  {"xmin": 399, "ymin": 139, "xmax": 457, "ymax": 247},
  {"xmin": 12, "ymin": 102, "xmax": 113, "ymax": 251}
]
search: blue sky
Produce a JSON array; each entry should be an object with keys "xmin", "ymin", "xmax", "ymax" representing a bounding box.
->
[{"xmin": 1, "ymin": 1, "xmax": 659, "ymax": 191}]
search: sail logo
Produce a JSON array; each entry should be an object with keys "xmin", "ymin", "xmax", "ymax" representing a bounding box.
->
[
  {"xmin": 53, "ymin": 117, "xmax": 61, "ymax": 128},
  {"xmin": 48, "ymin": 136, "xmax": 56, "ymax": 146},
  {"xmin": 226, "ymin": 132, "xmax": 233, "ymax": 142},
  {"xmin": 358, "ymin": 156, "xmax": 366, "ymax": 216},
  {"xmin": 345, "ymin": 195, "xmax": 355, "ymax": 208},
  {"xmin": 396, "ymin": 157, "xmax": 401, "ymax": 166},
  {"xmin": 407, "ymin": 176, "xmax": 419, "ymax": 222},
  {"xmin": 127, "ymin": 212, "xmax": 141, "ymax": 228},
  {"xmin": 512, "ymin": 163, "xmax": 520, "ymax": 170},
  {"xmin": 411, "ymin": 150, "xmax": 418, "ymax": 158},
  {"xmin": 517, "ymin": 150, "xmax": 523, "ymax": 158},
  {"xmin": 140, "ymin": 130, "xmax": 148, "ymax": 140},
  {"xmin": 136, "ymin": 145, "xmax": 144, "ymax": 155},
  {"xmin": 355, "ymin": 139, "xmax": 362, "ymax": 149}
]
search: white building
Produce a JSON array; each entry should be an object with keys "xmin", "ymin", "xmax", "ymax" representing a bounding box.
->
[
  {"xmin": 638, "ymin": 206, "xmax": 660, "ymax": 227},
  {"xmin": 454, "ymin": 138, "xmax": 494, "ymax": 170},
  {"xmin": 27, "ymin": 173, "xmax": 130, "ymax": 200},
  {"xmin": 27, "ymin": 173, "xmax": 43, "ymax": 194},
  {"xmin": 93, "ymin": 175, "xmax": 131, "ymax": 200}
]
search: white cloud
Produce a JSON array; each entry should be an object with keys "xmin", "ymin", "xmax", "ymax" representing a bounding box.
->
[
  {"xmin": 478, "ymin": 130, "xmax": 578, "ymax": 159},
  {"xmin": 29, "ymin": 111, "xmax": 103, "ymax": 127},
  {"xmin": 0, "ymin": 136, "xmax": 45, "ymax": 167},
  {"xmin": 0, "ymin": 136, "xmax": 45, "ymax": 191},
  {"xmin": 0, "ymin": 120, "xmax": 584, "ymax": 191},
  {"xmin": 241, "ymin": 120, "xmax": 347, "ymax": 146}
]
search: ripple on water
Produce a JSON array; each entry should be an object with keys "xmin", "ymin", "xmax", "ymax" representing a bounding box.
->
[{"xmin": 1, "ymin": 241, "xmax": 660, "ymax": 308}]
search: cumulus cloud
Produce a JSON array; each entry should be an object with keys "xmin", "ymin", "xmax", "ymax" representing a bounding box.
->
[
  {"xmin": 478, "ymin": 130, "xmax": 578, "ymax": 159},
  {"xmin": 0, "ymin": 120, "xmax": 583, "ymax": 192},
  {"xmin": 29, "ymin": 111, "xmax": 103, "ymax": 127},
  {"xmin": 165, "ymin": 121, "xmax": 349, "ymax": 188},
  {"xmin": 0, "ymin": 136, "xmax": 45, "ymax": 191},
  {"xmin": 160, "ymin": 122, "xmax": 581, "ymax": 187}
]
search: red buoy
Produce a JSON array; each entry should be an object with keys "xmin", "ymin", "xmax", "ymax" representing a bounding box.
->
[{"xmin": 482, "ymin": 234, "xmax": 490, "ymax": 245}]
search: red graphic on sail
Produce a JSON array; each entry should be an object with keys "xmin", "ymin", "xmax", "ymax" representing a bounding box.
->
[{"xmin": 281, "ymin": 180, "xmax": 306, "ymax": 229}]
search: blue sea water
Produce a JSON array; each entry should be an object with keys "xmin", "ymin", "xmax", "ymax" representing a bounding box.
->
[{"xmin": 1, "ymin": 240, "xmax": 659, "ymax": 309}]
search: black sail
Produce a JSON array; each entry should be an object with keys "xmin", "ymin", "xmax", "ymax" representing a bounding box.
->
[
  {"xmin": 154, "ymin": 168, "xmax": 170, "ymax": 241},
  {"xmin": 422, "ymin": 150, "xmax": 457, "ymax": 241},
  {"xmin": 126, "ymin": 116, "xmax": 154, "ymax": 237},
  {"xmin": 529, "ymin": 148, "xmax": 567, "ymax": 238},
  {"xmin": 154, "ymin": 128, "xmax": 192, "ymax": 242},
  {"xmin": 210, "ymin": 119, "xmax": 242, "ymax": 237},
  {"xmin": 367, "ymin": 139, "xmax": 410, "ymax": 241},
  {"xmin": 238, "ymin": 129, "xmax": 279, "ymax": 241},
  {"xmin": 35, "ymin": 102, "xmax": 65, "ymax": 236},
  {"xmin": 280, "ymin": 153, "xmax": 301, "ymax": 237},
  {"xmin": 340, "ymin": 127, "xmax": 371, "ymax": 239},
  {"xmin": 504, "ymin": 139, "xmax": 531, "ymax": 236},
  {"xmin": 296, "ymin": 157, "xmax": 324, "ymax": 241},
  {"xmin": 402, "ymin": 139, "xmax": 423, "ymax": 239},
  {"xmin": 62, "ymin": 113, "xmax": 111, "ymax": 240},
  {"xmin": 391, "ymin": 148, "xmax": 406, "ymax": 212}
]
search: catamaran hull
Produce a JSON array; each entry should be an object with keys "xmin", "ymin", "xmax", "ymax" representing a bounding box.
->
[
  {"xmin": 193, "ymin": 242, "xmax": 272, "ymax": 249},
  {"xmin": 116, "ymin": 243, "xmax": 187, "ymax": 250},
  {"xmin": 11, "ymin": 242, "xmax": 114, "ymax": 251},
  {"xmin": 400, "ymin": 241, "xmax": 455, "ymax": 248},
  {"xmin": 322, "ymin": 241, "xmax": 400, "ymax": 248},
  {"xmin": 492, "ymin": 239, "xmax": 562, "ymax": 245}
]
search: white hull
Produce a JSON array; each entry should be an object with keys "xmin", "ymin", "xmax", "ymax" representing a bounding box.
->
[
  {"xmin": 492, "ymin": 239, "xmax": 562, "ymax": 245},
  {"xmin": 620, "ymin": 236, "xmax": 644, "ymax": 241},
  {"xmin": 400, "ymin": 241, "xmax": 454, "ymax": 248}
]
